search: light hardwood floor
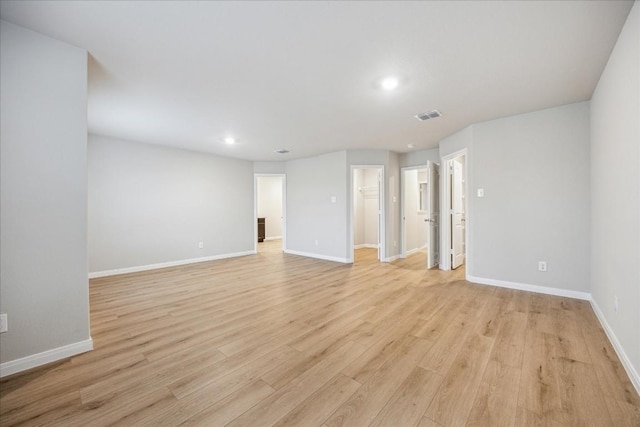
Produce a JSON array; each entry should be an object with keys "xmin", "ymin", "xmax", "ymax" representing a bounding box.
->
[{"xmin": 1, "ymin": 241, "xmax": 639, "ymax": 426}]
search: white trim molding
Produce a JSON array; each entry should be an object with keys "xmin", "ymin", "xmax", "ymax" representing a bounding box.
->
[
  {"xmin": 466, "ymin": 275, "xmax": 590, "ymax": 300},
  {"xmin": 283, "ymin": 249, "xmax": 350, "ymax": 264},
  {"xmin": 264, "ymin": 236, "xmax": 283, "ymax": 241},
  {"xmin": 0, "ymin": 338, "xmax": 93, "ymax": 378},
  {"xmin": 589, "ymin": 298, "xmax": 640, "ymax": 395},
  {"xmin": 382, "ymin": 254, "xmax": 402, "ymax": 263},
  {"xmin": 89, "ymin": 250, "xmax": 256, "ymax": 279}
]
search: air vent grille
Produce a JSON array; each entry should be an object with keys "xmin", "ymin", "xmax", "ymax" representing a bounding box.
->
[
  {"xmin": 274, "ymin": 148, "xmax": 290, "ymax": 154},
  {"xmin": 415, "ymin": 110, "xmax": 442, "ymax": 121}
]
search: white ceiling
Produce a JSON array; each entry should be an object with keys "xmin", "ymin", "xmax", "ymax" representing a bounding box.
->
[{"xmin": 0, "ymin": 1, "xmax": 633, "ymax": 161}]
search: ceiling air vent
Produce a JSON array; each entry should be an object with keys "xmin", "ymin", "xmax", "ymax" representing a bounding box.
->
[
  {"xmin": 274, "ymin": 148, "xmax": 290, "ymax": 154},
  {"xmin": 415, "ymin": 110, "xmax": 442, "ymax": 121}
]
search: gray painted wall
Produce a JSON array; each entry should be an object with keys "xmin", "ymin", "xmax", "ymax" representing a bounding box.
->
[
  {"xmin": 286, "ymin": 151, "xmax": 348, "ymax": 260},
  {"xmin": 470, "ymin": 102, "xmax": 591, "ymax": 292},
  {"xmin": 400, "ymin": 148, "xmax": 440, "ymax": 168},
  {"xmin": 387, "ymin": 151, "xmax": 401, "ymax": 258},
  {"xmin": 88, "ymin": 135, "xmax": 254, "ymax": 273},
  {"xmin": 0, "ymin": 21, "xmax": 90, "ymax": 364},
  {"xmin": 591, "ymin": 1, "xmax": 639, "ymax": 383},
  {"xmin": 254, "ymin": 161, "xmax": 286, "ymax": 174}
]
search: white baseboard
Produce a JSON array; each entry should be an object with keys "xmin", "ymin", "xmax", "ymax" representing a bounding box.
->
[
  {"xmin": 406, "ymin": 247, "xmax": 426, "ymax": 256},
  {"xmin": 283, "ymin": 249, "xmax": 350, "ymax": 264},
  {"xmin": 589, "ymin": 298, "xmax": 640, "ymax": 395},
  {"xmin": 0, "ymin": 338, "xmax": 93, "ymax": 378},
  {"xmin": 354, "ymin": 244, "xmax": 378, "ymax": 249},
  {"xmin": 89, "ymin": 250, "xmax": 256, "ymax": 278},
  {"xmin": 264, "ymin": 236, "xmax": 282, "ymax": 241},
  {"xmin": 382, "ymin": 254, "xmax": 402, "ymax": 262},
  {"xmin": 466, "ymin": 275, "xmax": 590, "ymax": 301},
  {"xmin": 466, "ymin": 275, "xmax": 639, "ymax": 393}
]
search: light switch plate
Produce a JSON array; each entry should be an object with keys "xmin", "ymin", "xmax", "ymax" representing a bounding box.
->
[{"xmin": 477, "ymin": 188, "xmax": 485, "ymax": 197}]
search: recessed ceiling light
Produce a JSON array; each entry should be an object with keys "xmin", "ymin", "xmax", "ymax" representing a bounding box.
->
[
  {"xmin": 381, "ymin": 76, "xmax": 399, "ymax": 91},
  {"xmin": 274, "ymin": 149, "xmax": 290, "ymax": 154},
  {"xmin": 407, "ymin": 144, "xmax": 415, "ymax": 149},
  {"xmin": 224, "ymin": 137, "xmax": 236, "ymax": 145}
]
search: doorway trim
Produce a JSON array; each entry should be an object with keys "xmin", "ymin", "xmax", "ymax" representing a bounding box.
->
[
  {"xmin": 349, "ymin": 165, "xmax": 385, "ymax": 263},
  {"xmin": 440, "ymin": 149, "xmax": 468, "ymax": 272},
  {"xmin": 254, "ymin": 173, "xmax": 286, "ymax": 254}
]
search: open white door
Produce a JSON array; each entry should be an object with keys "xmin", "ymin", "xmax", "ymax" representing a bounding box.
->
[
  {"xmin": 451, "ymin": 159, "xmax": 465, "ymax": 269},
  {"xmin": 426, "ymin": 162, "xmax": 440, "ymax": 268}
]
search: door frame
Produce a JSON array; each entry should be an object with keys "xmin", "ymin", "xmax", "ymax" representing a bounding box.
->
[
  {"xmin": 349, "ymin": 165, "xmax": 385, "ymax": 263},
  {"xmin": 400, "ymin": 164, "xmax": 428, "ymax": 259},
  {"xmin": 440, "ymin": 149, "xmax": 468, "ymax": 272},
  {"xmin": 254, "ymin": 173, "xmax": 286, "ymax": 253}
]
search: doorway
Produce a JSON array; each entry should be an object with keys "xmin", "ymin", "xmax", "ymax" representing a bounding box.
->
[
  {"xmin": 351, "ymin": 166, "xmax": 384, "ymax": 263},
  {"xmin": 441, "ymin": 150, "xmax": 467, "ymax": 271},
  {"xmin": 401, "ymin": 161, "xmax": 440, "ymax": 269},
  {"xmin": 254, "ymin": 174, "xmax": 285, "ymax": 253}
]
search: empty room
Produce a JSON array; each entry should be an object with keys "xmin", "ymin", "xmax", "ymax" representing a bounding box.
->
[{"xmin": 1, "ymin": 1, "xmax": 639, "ymax": 426}]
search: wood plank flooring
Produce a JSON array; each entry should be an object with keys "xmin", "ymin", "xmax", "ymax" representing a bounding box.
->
[{"xmin": 1, "ymin": 241, "xmax": 639, "ymax": 426}]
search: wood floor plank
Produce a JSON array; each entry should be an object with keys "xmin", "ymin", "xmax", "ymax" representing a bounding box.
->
[
  {"xmin": 1, "ymin": 242, "xmax": 638, "ymax": 426},
  {"xmin": 424, "ymin": 333, "xmax": 495, "ymax": 426},
  {"xmin": 226, "ymin": 340, "xmax": 367, "ymax": 427},
  {"xmin": 177, "ymin": 380, "xmax": 276, "ymax": 426},
  {"xmin": 325, "ymin": 335, "xmax": 433, "ymax": 427},
  {"xmin": 466, "ymin": 360, "xmax": 520, "ymax": 426},
  {"xmin": 369, "ymin": 366, "xmax": 443, "ymax": 427},
  {"xmin": 273, "ymin": 374, "xmax": 361, "ymax": 427}
]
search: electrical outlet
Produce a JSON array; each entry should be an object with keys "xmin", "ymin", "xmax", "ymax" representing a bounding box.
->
[
  {"xmin": 538, "ymin": 261, "xmax": 547, "ymax": 272},
  {"xmin": 0, "ymin": 314, "xmax": 7, "ymax": 333},
  {"xmin": 198, "ymin": 241, "xmax": 204, "ymax": 249},
  {"xmin": 614, "ymin": 295, "xmax": 619, "ymax": 313},
  {"xmin": 315, "ymin": 240, "xmax": 319, "ymax": 246}
]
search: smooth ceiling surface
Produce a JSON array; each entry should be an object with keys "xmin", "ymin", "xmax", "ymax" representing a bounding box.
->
[{"xmin": 0, "ymin": 1, "xmax": 633, "ymax": 161}]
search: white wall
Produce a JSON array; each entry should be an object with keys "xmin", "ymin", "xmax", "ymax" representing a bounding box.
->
[
  {"xmin": 403, "ymin": 169, "xmax": 428, "ymax": 253},
  {"xmin": 353, "ymin": 169, "xmax": 365, "ymax": 246},
  {"xmin": 590, "ymin": 1, "xmax": 640, "ymax": 389},
  {"xmin": 347, "ymin": 149, "xmax": 401, "ymax": 260},
  {"xmin": 470, "ymin": 102, "xmax": 591, "ymax": 293},
  {"xmin": 353, "ymin": 168, "xmax": 379, "ymax": 248},
  {"xmin": 363, "ymin": 169, "xmax": 379, "ymax": 246},
  {"xmin": 256, "ymin": 176, "xmax": 283, "ymax": 239},
  {"xmin": 286, "ymin": 151, "xmax": 349, "ymax": 261},
  {"xmin": 0, "ymin": 21, "xmax": 91, "ymax": 372},
  {"xmin": 88, "ymin": 135, "xmax": 254, "ymax": 274}
]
